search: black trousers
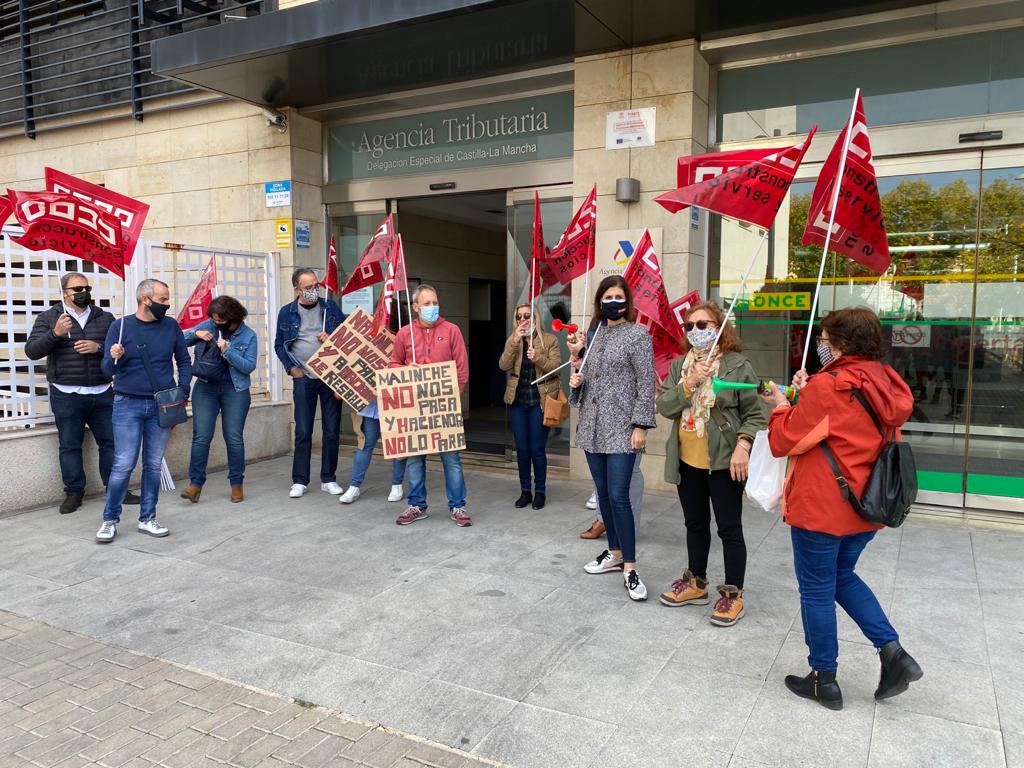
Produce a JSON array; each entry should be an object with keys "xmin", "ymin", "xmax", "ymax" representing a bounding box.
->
[{"xmin": 676, "ymin": 461, "xmax": 746, "ymax": 588}]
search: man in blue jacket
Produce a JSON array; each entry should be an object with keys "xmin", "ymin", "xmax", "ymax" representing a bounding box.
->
[
  {"xmin": 274, "ymin": 267, "xmax": 345, "ymax": 498},
  {"xmin": 97, "ymin": 279, "xmax": 192, "ymax": 543}
]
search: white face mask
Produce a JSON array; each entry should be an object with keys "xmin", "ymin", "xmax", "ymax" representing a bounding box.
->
[
  {"xmin": 299, "ymin": 288, "xmax": 319, "ymax": 304},
  {"xmin": 687, "ymin": 326, "xmax": 716, "ymax": 350}
]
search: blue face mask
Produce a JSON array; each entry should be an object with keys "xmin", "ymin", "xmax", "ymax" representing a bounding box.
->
[{"xmin": 419, "ymin": 305, "xmax": 440, "ymax": 324}]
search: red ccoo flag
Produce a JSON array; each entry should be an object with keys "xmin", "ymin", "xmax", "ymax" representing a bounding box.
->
[
  {"xmin": 655, "ymin": 127, "xmax": 817, "ymax": 229},
  {"xmin": 529, "ymin": 192, "xmax": 546, "ymax": 301},
  {"xmin": 177, "ymin": 257, "xmax": 217, "ymax": 331},
  {"xmin": 323, "ymin": 235, "xmax": 339, "ymax": 293},
  {"xmin": 341, "ymin": 213, "xmax": 394, "ymax": 295},
  {"xmin": 547, "ymin": 185, "xmax": 596, "ymax": 285},
  {"xmin": 9, "ymin": 190, "xmax": 126, "ymax": 278},
  {"xmin": 802, "ymin": 93, "xmax": 890, "ymax": 273},
  {"xmin": 622, "ymin": 231, "xmax": 683, "ymax": 381},
  {"xmin": 372, "ymin": 233, "xmax": 409, "ymax": 337}
]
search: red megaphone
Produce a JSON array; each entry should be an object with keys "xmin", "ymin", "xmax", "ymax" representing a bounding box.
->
[{"xmin": 552, "ymin": 319, "xmax": 578, "ymax": 334}]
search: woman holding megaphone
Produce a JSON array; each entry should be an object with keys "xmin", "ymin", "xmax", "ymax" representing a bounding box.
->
[{"xmin": 655, "ymin": 300, "xmax": 767, "ymax": 626}]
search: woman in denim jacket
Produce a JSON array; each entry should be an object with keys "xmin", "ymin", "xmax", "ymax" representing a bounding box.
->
[{"xmin": 181, "ymin": 296, "xmax": 258, "ymax": 504}]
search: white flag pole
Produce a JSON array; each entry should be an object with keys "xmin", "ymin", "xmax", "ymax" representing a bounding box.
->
[
  {"xmin": 708, "ymin": 227, "xmax": 770, "ymax": 360},
  {"xmin": 399, "ymin": 235, "xmax": 417, "ymax": 365},
  {"xmin": 577, "ymin": 322, "xmax": 602, "ymax": 374},
  {"xmin": 800, "ymin": 87, "xmax": 861, "ymax": 371}
]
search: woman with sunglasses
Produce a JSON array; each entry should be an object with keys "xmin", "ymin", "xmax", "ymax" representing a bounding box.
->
[
  {"xmin": 499, "ymin": 303, "xmax": 562, "ymax": 509},
  {"xmin": 656, "ymin": 300, "xmax": 767, "ymax": 626},
  {"xmin": 568, "ymin": 275, "xmax": 656, "ymax": 602}
]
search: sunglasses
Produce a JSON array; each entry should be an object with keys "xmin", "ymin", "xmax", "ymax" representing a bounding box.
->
[
  {"xmin": 66, "ymin": 285, "xmax": 92, "ymax": 293},
  {"xmin": 515, "ymin": 313, "xmax": 531, "ymax": 321},
  {"xmin": 684, "ymin": 320, "xmax": 716, "ymax": 332}
]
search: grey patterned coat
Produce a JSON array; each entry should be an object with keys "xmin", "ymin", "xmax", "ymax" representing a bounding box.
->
[{"xmin": 569, "ymin": 321, "xmax": 657, "ymax": 454}]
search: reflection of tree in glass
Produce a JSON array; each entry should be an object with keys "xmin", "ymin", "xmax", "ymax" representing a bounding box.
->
[{"xmin": 785, "ymin": 176, "xmax": 1024, "ymax": 280}]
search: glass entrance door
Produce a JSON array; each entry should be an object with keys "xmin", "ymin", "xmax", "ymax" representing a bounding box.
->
[{"xmin": 507, "ymin": 186, "xmax": 573, "ymax": 462}]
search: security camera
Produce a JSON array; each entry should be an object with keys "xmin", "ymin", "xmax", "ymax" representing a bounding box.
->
[{"xmin": 261, "ymin": 108, "xmax": 287, "ymax": 133}]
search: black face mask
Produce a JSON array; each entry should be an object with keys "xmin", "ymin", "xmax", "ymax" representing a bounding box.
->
[
  {"xmin": 600, "ymin": 298, "xmax": 627, "ymax": 321},
  {"xmin": 215, "ymin": 322, "xmax": 233, "ymax": 335},
  {"xmin": 148, "ymin": 301, "xmax": 170, "ymax": 321},
  {"xmin": 70, "ymin": 291, "xmax": 92, "ymax": 309}
]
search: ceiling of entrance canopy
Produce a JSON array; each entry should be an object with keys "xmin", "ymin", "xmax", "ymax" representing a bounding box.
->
[{"xmin": 151, "ymin": 0, "xmax": 947, "ymax": 112}]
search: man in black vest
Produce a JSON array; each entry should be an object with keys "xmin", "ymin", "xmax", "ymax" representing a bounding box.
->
[{"xmin": 25, "ymin": 273, "xmax": 140, "ymax": 514}]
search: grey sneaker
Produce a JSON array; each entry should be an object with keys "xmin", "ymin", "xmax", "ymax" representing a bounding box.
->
[
  {"xmin": 138, "ymin": 518, "xmax": 169, "ymax": 538},
  {"xmin": 450, "ymin": 508, "xmax": 472, "ymax": 527},
  {"xmin": 625, "ymin": 569, "xmax": 648, "ymax": 602},
  {"xmin": 584, "ymin": 549, "xmax": 624, "ymax": 574},
  {"xmin": 95, "ymin": 521, "xmax": 117, "ymax": 543}
]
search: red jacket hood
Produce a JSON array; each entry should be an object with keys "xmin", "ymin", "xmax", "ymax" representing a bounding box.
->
[{"xmin": 821, "ymin": 356, "xmax": 914, "ymax": 428}]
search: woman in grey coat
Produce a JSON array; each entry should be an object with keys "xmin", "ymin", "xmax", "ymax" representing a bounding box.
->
[{"xmin": 568, "ymin": 275, "xmax": 657, "ymax": 601}]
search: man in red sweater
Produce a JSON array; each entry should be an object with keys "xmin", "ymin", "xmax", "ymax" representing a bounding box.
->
[{"xmin": 390, "ymin": 285, "xmax": 471, "ymax": 527}]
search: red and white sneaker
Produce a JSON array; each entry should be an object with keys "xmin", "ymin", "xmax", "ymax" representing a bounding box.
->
[
  {"xmin": 450, "ymin": 508, "xmax": 473, "ymax": 527},
  {"xmin": 396, "ymin": 505, "xmax": 428, "ymax": 526}
]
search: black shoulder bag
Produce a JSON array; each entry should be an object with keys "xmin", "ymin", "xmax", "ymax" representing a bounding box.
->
[
  {"xmin": 191, "ymin": 339, "xmax": 225, "ymax": 384},
  {"xmin": 819, "ymin": 386, "xmax": 917, "ymax": 528},
  {"xmin": 129, "ymin": 319, "xmax": 188, "ymax": 428}
]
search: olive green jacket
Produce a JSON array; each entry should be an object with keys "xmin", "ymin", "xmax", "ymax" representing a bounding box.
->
[{"xmin": 656, "ymin": 351, "xmax": 769, "ymax": 484}]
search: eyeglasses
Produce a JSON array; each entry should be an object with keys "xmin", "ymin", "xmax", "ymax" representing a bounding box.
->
[
  {"xmin": 816, "ymin": 336, "xmax": 831, "ymax": 346},
  {"xmin": 684, "ymin": 321, "xmax": 716, "ymax": 332},
  {"xmin": 515, "ymin": 313, "xmax": 531, "ymax": 321},
  {"xmin": 65, "ymin": 285, "xmax": 92, "ymax": 293}
]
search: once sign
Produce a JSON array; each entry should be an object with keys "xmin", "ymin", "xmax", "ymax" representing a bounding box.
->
[
  {"xmin": 376, "ymin": 361, "xmax": 466, "ymax": 460},
  {"xmin": 749, "ymin": 291, "xmax": 811, "ymax": 311},
  {"xmin": 306, "ymin": 308, "xmax": 394, "ymax": 412}
]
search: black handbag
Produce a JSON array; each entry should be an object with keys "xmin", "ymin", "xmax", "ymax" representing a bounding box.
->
[
  {"xmin": 191, "ymin": 339, "xmax": 225, "ymax": 383},
  {"xmin": 819, "ymin": 387, "xmax": 917, "ymax": 528},
  {"xmin": 129, "ymin": 319, "xmax": 188, "ymax": 429}
]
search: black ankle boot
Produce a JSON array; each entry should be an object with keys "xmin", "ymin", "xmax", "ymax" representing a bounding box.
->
[
  {"xmin": 875, "ymin": 641, "xmax": 923, "ymax": 700},
  {"xmin": 514, "ymin": 491, "xmax": 533, "ymax": 508},
  {"xmin": 785, "ymin": 670, "xmax": 843, "ymax": 710},
  {"xmin": 532, "ymin": 492, "xmax": 546, "ymax": 510}
]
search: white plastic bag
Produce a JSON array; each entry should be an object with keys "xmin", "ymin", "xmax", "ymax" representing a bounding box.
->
[{"xmin": 746, "ymin": 430, "xmax": 786, "ymax": 512}]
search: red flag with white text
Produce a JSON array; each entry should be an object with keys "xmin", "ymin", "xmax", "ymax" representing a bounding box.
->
[
  {"xmin": 371, "ymin": 233, "xmax": 409, "ymax": 337},
  {"xmin": 44, "ymin": 168, "xmax": 148, "ymax": 266},
  {"xmin": 9, "ymin": 190, "xmax": 126, "ymax": 278},
  {"xmin": 655, "ymin": 127, "xmax": 817, "ymax": 229},
  {"xmin": 342, "ymin": 213, "xmax": 394, "ymax": 295},
  {"xmin": 323, "ymin": 235, "xmax": 339, "ymax": 293},
  {"xmin": 669, "ymin": 290, "xmax": 701, "ymax": 334},
  {"xmin": 802, "ymin": 93, "xmax": 890, "ymax": 273},
  {"xmin": 177, "ymin": 257, "xmax": 217, "ymax": 331},
  {"xmin": 529, "ymin": 192, "xmax": 547, "ymax": 300},
  {"xmin": 622, "ymin": 231, "xmax": 684, "ymax": 381},
  {"xmin": 547, "ymin": 185, "xmax": 596, "ymax": 284}
]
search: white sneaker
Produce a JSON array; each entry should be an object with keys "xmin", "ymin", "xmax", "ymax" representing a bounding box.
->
[
  {"xmin": 625, "ymin": 569, "xmax": 648, "ymax": 601},
  {"xmin": 387, "ymin": 484, "xmax": 404, "ymax": 503},
  {"xmin": 138, "ymin": 518, "xmax": 169, "ymax": 538},
  {"xmin": 95, "ymin": 521, "xmax": 117, "ymax": 543},
  {"xmin": 321, "ymin": 482, "xmax": 343, "ymax": 495},
  {"xmin": 584, "ymin": 549, "xmax": 624, "ymax": 574},
  {"xmin": 289, "ymin": 484, "xmax": 306, "ymax": 498},
  {"xmin": 339, "ymin": 486, "xmax": 360, "ymax": 504},
  {"xmin": 585, "ymin": 492, "xmax": 598, "ymax": 510}
]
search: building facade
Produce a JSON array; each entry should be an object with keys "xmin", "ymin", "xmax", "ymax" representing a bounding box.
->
[{"xmin": 1, "ymin": 0, "xmax": 1021, "ymax": 518}]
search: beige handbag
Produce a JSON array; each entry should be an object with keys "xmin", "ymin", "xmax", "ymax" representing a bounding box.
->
[{"xmin": 543, "ymin": 389, "xmax": 570, "ymax": 427}]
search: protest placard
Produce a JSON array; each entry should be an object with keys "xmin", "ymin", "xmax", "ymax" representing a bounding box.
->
[
  {"xmin": 306, "ymin": 308, "xmax": 394, "ymax": 411},
  {"xmin": 376, "ymin": 361, "xmax": 466, "ymax": 459}
]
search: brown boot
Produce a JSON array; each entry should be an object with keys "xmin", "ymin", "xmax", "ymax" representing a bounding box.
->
[
  {"xmin": 230, "ymin": 486, "xmax": 244, "ymax": 503},
  {"xmin": 579, "ymin": 520, "xmax": 606, "ymax": 539},
  {"xmin": 659, "ymin": 569, "xmax": 709, "ymax": 607},
  {"xmin": 181, "ymin": 485, "xmax": 201, "ymax": 503},
  {"xmin": 710, "ymin": 585, "xmax": 745, "ymax": 627}
]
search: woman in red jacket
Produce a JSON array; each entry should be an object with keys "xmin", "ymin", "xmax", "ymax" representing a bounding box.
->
[{"xmin": 763, "ymin": 307, "xmax": 922, "ymax": 711}]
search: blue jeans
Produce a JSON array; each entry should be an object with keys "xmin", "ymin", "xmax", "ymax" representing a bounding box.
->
[
  {"xmin": 791, "ymin": 526, "xmax": 899, "ymax": 671},
  {"xmin": 586, "ymin": 451, "xmax": 638, "ymax": 562},
  {"xmin": 292, "ymin": 377, "xmax": 341, "ymax": 485},
  {"xmin": 350, "ymin": 416, "xmax": 407, "ymax": 487},
  {"xmin": 103, "ymin": 396, "xmax": 171, "ymax": 522},
  {"xmin": 508, "ymin": 404, "xmax": 549, "ymax": 493},
  {"xmin": 49, "ymin": 387, "xmax": 114, "ymax": 495},
  {"xmin": 188, "ymin": 380, "xmax": 251, "ymax": 487},
  {"xmin": 407, "ymin": 451, "xmax": 466, "ymax": 510}
]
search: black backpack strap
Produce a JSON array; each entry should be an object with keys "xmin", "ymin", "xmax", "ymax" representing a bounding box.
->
[
  {"xmin": 124, "ymin": 317, "xmax": 161, "ymax": 393},
  {"xmin": 819, "ymin": 440, "xmax": 866, "ymax": 516},
  {"xmin": 849, "ymin": 389, "xmax": 888, "ymax": 442}
]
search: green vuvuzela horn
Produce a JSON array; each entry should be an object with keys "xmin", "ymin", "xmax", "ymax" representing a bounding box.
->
[{"xmin": 711, "ymin": 378, "xmax": 758, "ymax": 394}]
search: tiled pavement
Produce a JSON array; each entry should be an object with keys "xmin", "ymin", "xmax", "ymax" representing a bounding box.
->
[
  {"xmin": 1, "ymin": 453, "xmax": 1022, "ymax": 768},
  {"xmin": 0, "ymin": 611, "xmax": 501, "ymax": 768}
]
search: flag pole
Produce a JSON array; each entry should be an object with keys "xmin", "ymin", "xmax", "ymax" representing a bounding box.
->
[
  {"xmin": 399, "ymin": 235, "xmax": 417, "ymax": 365},
  {"xmin": 708, "ymin": 227, "xmax": 770, "ymax": 359},
  {"xmin": 528, "ymin": 255, "xmax": 537, "ymax": 348},
  {"xmin": 800, "ymin": 88, "xmax": 861, "ymax": 371}
]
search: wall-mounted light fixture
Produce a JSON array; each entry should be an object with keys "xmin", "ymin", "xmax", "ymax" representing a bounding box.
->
[{"xmin": 615, "ymin": 177, "xmax": 640, "ymax": 203}]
